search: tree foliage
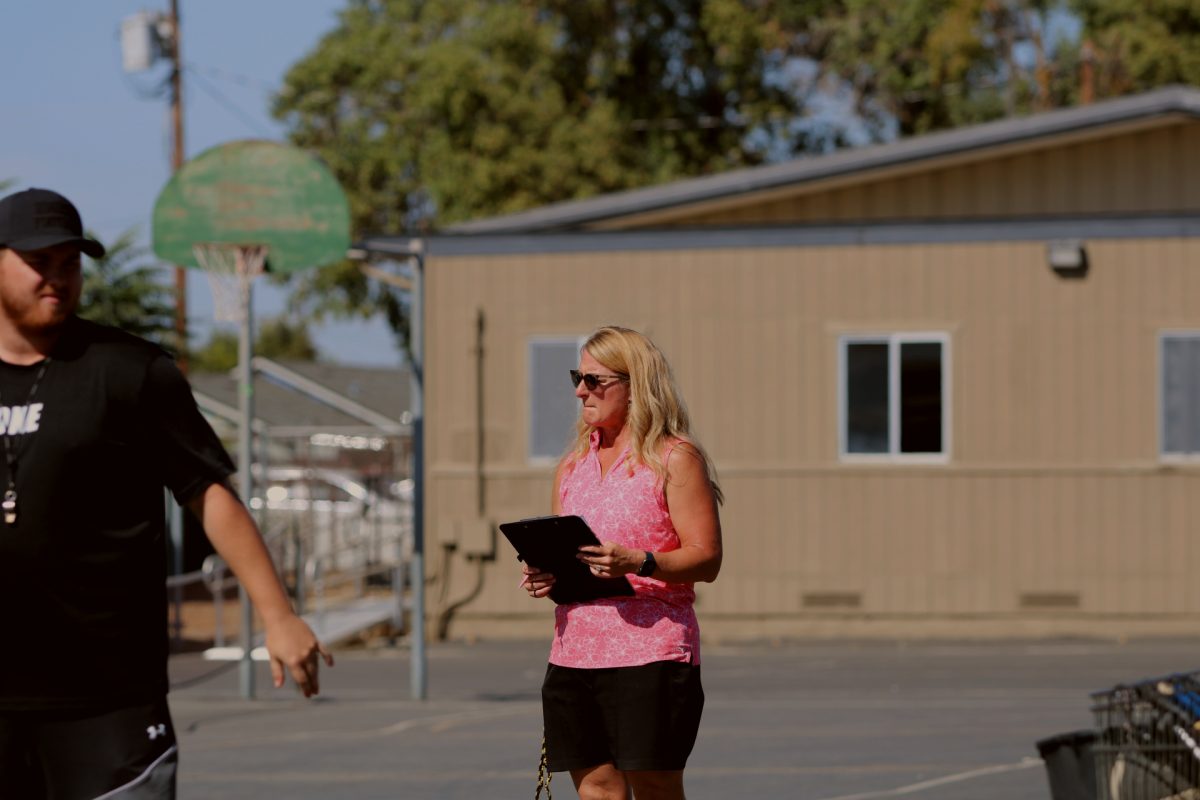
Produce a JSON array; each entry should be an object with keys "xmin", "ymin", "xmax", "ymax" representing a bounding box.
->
[
  {"xmin": 190, "ymin": 316, "xmax": 320, "ymax": 373},
  {"xmin": 766, "ymin": 0, "xmax": 1199, "ymax": 141},
  {"xmin": 1069, "ymin": 0, "xmax": 1200, "ymax": 97},
  {"xmin": 256, "ymin": 315, "xmax": 320, "ymax": 362},
  {"xmin": 276, "ymin": 0, "xmax": 788, "ymax": 231},
  {"xmin": 273, "ymin": 0, "xmax": 1199, "ymax": 344},
  {"xmin": 79, "ymin": 229, "xmax": 176, "ymax": 351},
  {"xmin": 190, "ymin": 330, "xmax": 239, "ymax": 374},
  {"xmin": 765, "ymin": 0, "xmax": 1078, "ymax": 141},
  {"xmin": 273, "ymin": 0, "xmax": 794, "ymax": 350}
]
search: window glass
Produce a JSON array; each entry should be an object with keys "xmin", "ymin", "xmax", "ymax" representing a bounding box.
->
[
  {"xmin": 1163, "ymin": 336, "xmax": 1200, "ymax": 455},
  {"xmin": 842, "ymin": 335, "xmax": 946, "ymax": 459},
  {"xmin": 846, "ymin": 342, "xmax": 889, "ymax": 454},
  {"xmin": 529, "ymin": 339, "xmax": 581, "ymax": 461},
  {"xmin": 900, "ymin": 342, "xmax": 943, "ymax": 454}
]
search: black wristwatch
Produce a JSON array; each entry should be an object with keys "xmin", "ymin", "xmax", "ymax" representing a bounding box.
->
[{"xmin": 636, "ymin": 550, "xmax": 657, "ymax": 578}]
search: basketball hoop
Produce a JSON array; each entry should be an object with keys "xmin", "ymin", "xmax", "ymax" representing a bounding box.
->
[
  {"xmin": 152, "ymin": 140, "xmax": 351, "ymax": 702},
  {"xmin": 192, "ymin": 243, "xmax": 267, "ymax": 323}
]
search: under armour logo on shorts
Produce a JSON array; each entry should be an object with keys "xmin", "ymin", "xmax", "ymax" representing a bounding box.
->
[{"xmin": 146, "ymin": 724, "xmax": 167, "ymax": 740}]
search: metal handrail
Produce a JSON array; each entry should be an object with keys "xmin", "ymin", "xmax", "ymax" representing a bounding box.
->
[
  {"xmin": 203, "ymin": 554, "xmax": 230, "ymax": 647},
  {"xmin": 165, "ymin": 569, "xmax": 205, "ymax": 590},
  {"xmin": 168, "ymin": 514, "xmax": 411, "ymax": 651}
]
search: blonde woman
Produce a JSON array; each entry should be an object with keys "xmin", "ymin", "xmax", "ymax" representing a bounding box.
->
[{"xmin": 520, "ymin": 326, "xmax": 723, "ymax": 800}]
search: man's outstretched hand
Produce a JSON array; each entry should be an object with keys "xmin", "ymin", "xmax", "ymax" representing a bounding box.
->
[{"xmin": 264, "ymin": 614, "xmax": 334, "ymax": 698}]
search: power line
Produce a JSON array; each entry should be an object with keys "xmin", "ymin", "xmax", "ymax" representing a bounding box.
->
[
  {"xmin": 184, "ymin": 65, "xmax": 277, "ymax": 138},
  {"xmin": 184, "ymin": 62, "xmax": 276, "ymax": 94}
]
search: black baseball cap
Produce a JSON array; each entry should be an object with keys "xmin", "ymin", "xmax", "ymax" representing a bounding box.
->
[{"xmin": 0, "ymin": 188, "xmax": 105, "ymax": 258}]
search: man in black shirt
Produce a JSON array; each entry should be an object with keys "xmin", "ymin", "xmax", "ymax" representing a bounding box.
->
[{"xmin": 0, "ymin": 188, "xmax": 332, "ymax": 798}]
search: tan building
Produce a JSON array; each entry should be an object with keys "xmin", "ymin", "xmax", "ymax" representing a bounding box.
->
[{"xmin": 364, "ymin": 86, "xmax": 1200, "ymax": 640}]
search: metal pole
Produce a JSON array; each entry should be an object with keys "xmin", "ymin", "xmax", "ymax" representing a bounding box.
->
[
  {"xmin": 236, "ymin": 255, "xmax": 256, "ymax": 699},
  {"xmin": 168, "ymin": 0, "xmax": 188, "ymax": 371},
  {"xmin": 348, "ymin": 241, "xmax": 427, "ymax": 700},
  {"xmin": 169, "ymin": 493, "xmax": 184, "ymax": 647},
  {"xmin": 293, "ymin": 523, "xmax": 305, "ymax": 616},
  {"xmin": 254, "ymin": 404, "xmax": 269, "ymax": 562},
  {"xmin": 409, "ymin": 246, "xmax": 426, "ymax": 701}
]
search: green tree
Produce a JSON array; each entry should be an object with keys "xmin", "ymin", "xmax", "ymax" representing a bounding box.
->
[
  {"xmin": 273, "ymin": 0, "xmax": 1199, "ymax": 347},
  {"xmin": 190, "ymin": 316, "xmax": 320, "ymax": 373},
  {"xmin": 190, "ymin": 330, "xmax": 239, "ymax": 373},
  {"xmin": 1069, "ymin": 0, "xmax": 1200, "ymax": 99},
  {"xmin": 272, "ymin": 0, "xmax": 794, "ymax": 348},
  {"xmin": 79, "ymin": 229, "xmax": 176, "ymax": 350},
  {"xmin": 256, "ymin": 315, "xmax": 320, "ymax": 362},
  {"xmin": 277, "ymin": 0, "xmax": 787, "ymax": 231},
  {"xmin": 765, "ymin": 0, "xmax": 1074, "ymax": 141}
]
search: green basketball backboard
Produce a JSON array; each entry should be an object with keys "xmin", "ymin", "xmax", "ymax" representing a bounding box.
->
[{"xmin": 152, "ymin": 139, "xmax": 350, "ymax": 273}]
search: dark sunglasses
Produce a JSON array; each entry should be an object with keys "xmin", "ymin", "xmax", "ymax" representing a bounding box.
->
[{"xmin": 570, "ymin": 370, "xmax": 628, "ymax": 391}]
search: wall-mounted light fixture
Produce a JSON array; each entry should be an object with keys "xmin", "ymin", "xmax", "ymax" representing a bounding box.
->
[{"xmin": 1046, "ymin": 239, "xmax": 1088, "ymax": 277}]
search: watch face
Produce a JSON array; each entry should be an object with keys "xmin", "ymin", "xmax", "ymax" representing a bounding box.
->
[{"xmin": 638, "ymin": 551, "xmax": 656, "ymax": 577}]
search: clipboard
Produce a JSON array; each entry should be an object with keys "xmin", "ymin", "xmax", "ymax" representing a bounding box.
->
[{"xmin": 499, "ymin": 514, "xmax": 636, "ymax": 605}]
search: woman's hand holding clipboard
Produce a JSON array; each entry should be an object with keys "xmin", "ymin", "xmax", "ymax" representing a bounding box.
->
[{"xmin": 501, "ymin": 515, "xmax": 636, "ymax": 605}]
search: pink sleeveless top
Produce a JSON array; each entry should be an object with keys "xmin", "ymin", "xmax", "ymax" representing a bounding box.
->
[{"xmin": 549, "ymin": 432, "xmax": 700, "ymax": 668}]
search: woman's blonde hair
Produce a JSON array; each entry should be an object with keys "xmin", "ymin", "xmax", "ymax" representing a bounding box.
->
[{"xmin": 568, "ymin": 326, "xmax": 723, "ymax": 505}]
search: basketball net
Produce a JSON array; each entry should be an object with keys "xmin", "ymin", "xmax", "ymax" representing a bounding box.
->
[{"xmin": 192, "ymin": 243, "xmax": 268, "ymax": 324}]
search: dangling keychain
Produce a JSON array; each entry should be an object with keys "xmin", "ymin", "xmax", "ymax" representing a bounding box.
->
[{"xmin": 3, "ymin": 487, "xmax": 17, "ymax": 525}]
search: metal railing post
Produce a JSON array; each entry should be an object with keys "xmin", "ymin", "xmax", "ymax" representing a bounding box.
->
[
  {"xmin": 306, "ymin": 556, "xmax": 325, "ymax": 641},
  {"xmin": 292, "ymin": 525, "xmax": 305, "ymax": 616},
  {"xmin": 168, "ymin": 491, "xmax": 184, "ymax": 647},
  {"xmin": 203, "ymin": 555, "xmax": 226, "ymax": 648},
  {"xmin": 409, "ymin": 246, "xmax": 426, "ymax": 700},
  {"xmin": 236, "ymin": 273, "xmax": 255, "ymax": 699},
  {"xmin": 392, "ymin": 564, "xmax": 405, "ymax": 630}
]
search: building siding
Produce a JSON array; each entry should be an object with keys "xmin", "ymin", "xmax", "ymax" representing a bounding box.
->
[
  {"xmin": 423, "ymin": 235, "xmax": 1200, "ymax": 638},
  {"xmin": 618, "ymin": 121, "xmax": 1200, "ymax": 228}
]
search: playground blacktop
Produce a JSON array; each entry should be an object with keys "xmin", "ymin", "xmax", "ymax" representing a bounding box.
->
[{"xmin": 167, "ymin": 636, "xmax": 1200, "ymax": 799}]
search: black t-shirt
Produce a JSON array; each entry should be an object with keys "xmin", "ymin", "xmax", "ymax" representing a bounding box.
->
[{"xmin": 0, "ymin": 317, "xmax": 235, "ymax": 710}]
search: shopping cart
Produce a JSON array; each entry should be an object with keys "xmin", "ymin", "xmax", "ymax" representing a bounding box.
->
[{"xmin": 1090, "ymin": 671, "xmax": 1200, "ymax": 800}]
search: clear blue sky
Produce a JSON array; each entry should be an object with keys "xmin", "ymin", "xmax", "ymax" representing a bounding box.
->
[{"xmin": 3, "ymin": 0, "xmax": 402, "ymax": 367}]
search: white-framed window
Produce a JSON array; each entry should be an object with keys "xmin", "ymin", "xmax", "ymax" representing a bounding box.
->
[
  {"xmin": 1160, "ymin": 331, "xmax": 1200, "ymax": 459},
  {"xmin": 838, "ymin": 333, "xmax": 950, "ymax": 461},
  {"xmin": 528, "ymin": 336, "xmax": 586, "ymax": 463}
]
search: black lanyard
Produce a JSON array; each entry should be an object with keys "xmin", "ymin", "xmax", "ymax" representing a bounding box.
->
[{"xmin": 1, "ymin": 357, "xmax": 50, "ymax": 525}]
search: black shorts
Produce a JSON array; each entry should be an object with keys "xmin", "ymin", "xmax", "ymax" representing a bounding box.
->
[
  {"xmin": 0, "ymin": 697, "xmax": 178, "ymax": 799},
  {"xmin": 542, "ymin": 660, "xmax": 704, "ymax": 773}
]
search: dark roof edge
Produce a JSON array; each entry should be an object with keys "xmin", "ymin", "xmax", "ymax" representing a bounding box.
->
[
  {"xmin": 359, "ymin": 214, "xmax": 1200, "ymax": 258},
  {"xmin": 446, "ymin": 86, "xmax": 1200, "ymax": 234}
]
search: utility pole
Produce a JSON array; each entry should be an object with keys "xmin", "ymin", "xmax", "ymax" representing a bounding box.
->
[
  {"xmin": 168, "ymin": 0, "xmax": 188, "ymax": 372},
  {"xmin": 121, "ymin": 4, "xmax": 189, "ymax": 369},
  {"xmin": 120, "ymin": 1, "xmax": 190, "ymax": 654}
]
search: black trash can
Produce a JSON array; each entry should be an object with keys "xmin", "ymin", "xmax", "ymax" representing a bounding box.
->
[{"xmin": 1037, "ymin": 730, "xmax": 1098, "ymax": 800}]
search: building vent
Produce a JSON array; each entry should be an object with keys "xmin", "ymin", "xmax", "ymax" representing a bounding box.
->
[
  {"xmin": 1019, "ymin": 592, "xmax": 1081, "ymax": 610},
  {"xmin": 802, "ymin": 592, "xmax": 863, "ymax": 609}
]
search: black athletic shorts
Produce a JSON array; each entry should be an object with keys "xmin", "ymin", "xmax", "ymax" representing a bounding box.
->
[
  {"xmin": 542, "ymin": 660, "xmax": 704, "ymax": 773},
  {"xmin": 0, "ymin": 696, "xmax": 178, "ymax": 799}
]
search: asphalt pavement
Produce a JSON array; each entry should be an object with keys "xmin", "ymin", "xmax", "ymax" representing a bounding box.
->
[{"xmin": 167, "ymin": 637, "xmax": 1200, "ymax": 799}]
